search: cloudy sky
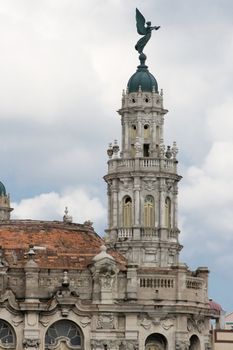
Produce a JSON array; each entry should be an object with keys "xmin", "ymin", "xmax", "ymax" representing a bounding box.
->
[{"xmin": 0, "ymin": 0, "xmax": 233, "ymax": 311}]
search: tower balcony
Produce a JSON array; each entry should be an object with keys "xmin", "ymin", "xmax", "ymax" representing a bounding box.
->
[
  {"xmin": 115, "ymin": 227, "xmax": 179, "ymax": 241},
  {"xmin": 107, "ymin": 157, "xmax": 178, "ymax": 175}
]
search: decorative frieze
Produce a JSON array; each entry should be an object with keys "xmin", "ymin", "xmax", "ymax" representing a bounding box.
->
[{"xmin": 91, "ymin": 339, "xmax": 138, "ymax": 350}]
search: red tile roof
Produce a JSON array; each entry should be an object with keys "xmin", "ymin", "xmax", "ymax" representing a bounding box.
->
[{"xmin": 0, "ymin": 220, "xmax": 126, "ymax": 270}]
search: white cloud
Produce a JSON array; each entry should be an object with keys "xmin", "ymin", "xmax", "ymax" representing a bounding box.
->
[{"xmin": 12, "ymin": 187, "xmax": 106, "ymax": 233}]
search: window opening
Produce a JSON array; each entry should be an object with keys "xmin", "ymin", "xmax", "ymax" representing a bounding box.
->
[
  {"xmin": 45, "ymin": 320, "xmax": 82, "ymax": 349},
  {"xmin": 0, "ymin": 320, "xmax": 15, "ymax": 347},
  {"xmin": 144, "ymin": 124, "xmax": 150, "ymax": 139},
  {"xmin": 165, "ymin": 197, "xmax": 171, "ymax": 228},
  {"xmin": 144, "ymin": 195, "xmax": 155, "ymax": 227},
  {"xmin": 131, "ymin": 125, "xmax": 137, "ymax": 139},
  {"xmin": 143, "ymin": 144, "xmax": 150, "ymax": 157},
  {"xmin": 156, "ymin": 125, "xmax": 160, "ymax": 146},
  {"xmin": 123, "ymin": 196, "xmax": 132, "ymax": 227}
]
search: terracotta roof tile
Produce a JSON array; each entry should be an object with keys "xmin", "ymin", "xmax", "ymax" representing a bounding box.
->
[{"xmin": 0, "ymin": 220, "xmax": 127, "ymax": 270}]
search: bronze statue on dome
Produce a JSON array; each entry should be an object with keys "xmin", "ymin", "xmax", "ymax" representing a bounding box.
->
[{"xmin": 135, "ymin": 8, "xmax": 160, "ymax": 55}]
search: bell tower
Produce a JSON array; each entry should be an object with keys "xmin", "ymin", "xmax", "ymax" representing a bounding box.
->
[{"xmin": 104, "ymin": 53, "xmax": 182, "ymax": 268}]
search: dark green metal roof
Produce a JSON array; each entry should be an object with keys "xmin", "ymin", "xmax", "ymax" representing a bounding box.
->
[
  {"xmin": 127, "ymin": 53, "xmax": 158, "ymax": 93},
  {"xmin": 0, "ymin": 182, "xmax": 6, "ymax": 196}
]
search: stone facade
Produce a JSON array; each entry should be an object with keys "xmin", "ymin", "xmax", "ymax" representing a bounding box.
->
[{"xmin": 0, "ymin": 25, "xmax": 221, "ymax": 350}]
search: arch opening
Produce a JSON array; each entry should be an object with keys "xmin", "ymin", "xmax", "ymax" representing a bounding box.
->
[
  {"xmin": 145, "ymin": 333, "xmax": 167, "ymax": 350},
  {"xmin": 122, "ymin": 196, "xmax": 132, "ymax": 227},
  {"xmin": 144, "ymin": 195, "xmax": 155, "ymax": 227},
  {"xmin": 0, "ymin": 319, "xmax": 16, "ymax": 349},
  {"xmin": 189, "ymin": 335, "xmax": 200, "ymax": 350},
  {"xmin": 45, "ymin": 320, "xmax": 83, "ymax": 350}
]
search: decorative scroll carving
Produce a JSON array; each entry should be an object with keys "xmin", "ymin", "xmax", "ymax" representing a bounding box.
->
[
  {"xmin": 140, "ymin": 317, "xmax": 152, "ymax": 329},
  {"xmin": 187, "ymin": 317, "xmax": 205, "ymax": 333},
  {"xmin": 12, "ymin": 315, "xmax": 23, "ymax": 327},
  {"xmin": 39, "ymin": 316, "xmax": 50, "ymax": 327},
  {"xmin": 161, "ymin": 317, "xmax": 174, "ymax": 330},
  {"xmin": 140, "ymin": 314, "xmax": 174, "ymax": 330},
  {"xmin": 142, "ymin": 178, "xmax": 157, "ymax": 191},
  {"xmin": 23, "ymin": 338, "xmax": 40, "ymax": 348},
  {"xmin": 120, "ymin": 178, "xmax": 133, "ymax": 190},
  {"xmin": 80, "ymin": 316, "xmax": 91, "ymax": 328}
]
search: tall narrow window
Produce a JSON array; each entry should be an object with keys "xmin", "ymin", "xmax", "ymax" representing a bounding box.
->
[
  {"xmin": 143, "ymin": 144, "xmax": 150, "ymax": 157},
  {"xmin": 144, "ymin": 195, "xmax": 155, "ymax": 227},
  {"xmin": 123, "ymin": 196, "xmax": 132, "ymax": 227},
  {"xmin": 144, "ymin": 124, "xmax": 150, "ymax": 139},
  {"xmin": 131, "ymin": 144, "xmax": 136, "ymax": 158},
  {"xmin": 165, "ymin": 197, "xmax": 171, "ymax": 228},
  {"xmin": 131, "ymin": 125, "xmax": 137, "ymax": 139},
  {"xmin": 156, "ymin": 125, "xmax": 160, "ymax": 146}
]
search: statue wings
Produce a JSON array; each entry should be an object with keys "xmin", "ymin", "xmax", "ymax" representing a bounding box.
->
[{"xmin": 136, "ymin": 8, "xmax": 147, "ymax": 35}]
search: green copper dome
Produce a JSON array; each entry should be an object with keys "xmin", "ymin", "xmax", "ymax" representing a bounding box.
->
[
  {"xmin": 127, "ymin": 53, "xmax": 158, "ymax": 93},
  {"xmin": 0, "ymin": 182, "xmax": 6, "ymax": 197}
]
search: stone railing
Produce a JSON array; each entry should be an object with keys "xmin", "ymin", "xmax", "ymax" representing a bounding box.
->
[
  {"xmin": 117, "ymin": 228, "xmax": 133, "ymax": 239},
  {"xmin": 139, "ymin": 276, "xmax": 175, "ymax": 288},
  {"xmin": 186, "ymin": 277, "xmax": 203, "ymax": 290},
  {"xmin": 108, "ymin": 157, "xmax": 177, "ymax": 174},
  {"xmin": 140, "ymin": 227, "xmax": 158, "ymax": 238}
]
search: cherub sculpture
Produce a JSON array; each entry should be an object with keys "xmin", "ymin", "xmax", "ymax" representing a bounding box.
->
[{"xmin": 135, "ymin": 8, "xmax": 160, "ymax": 54}]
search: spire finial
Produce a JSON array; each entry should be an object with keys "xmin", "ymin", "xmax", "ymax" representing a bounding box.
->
[{"xmin": 63, "ymin": 207, "xmax": 73, "ymax": 223}]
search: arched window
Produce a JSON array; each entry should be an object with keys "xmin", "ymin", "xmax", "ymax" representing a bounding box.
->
[
  {"xmin": 144, "ymin": 124, "xmax": 150, "ymax": 139},
  {"xmin": 131, "ymin": 125, "xmax": 137, "ymax": 139},
  {"xmin": 145, "ymin": 333, "xmax": 167, "ymax": 350},
  {"xmin": 45, "ymin": 320, "xmax": 82, "ymax": 349},
  {"xmin": 165, "ymin": 197, "xmax": 171, "ymax": 228},
  {"xmin": 189, "ymin": 335, "xmax": 201, "ymax": 350},
  {"xmin": 123, "ymin": 196, "xmax": 132, "ymax": 227},
  {"xmin": 0, "ymin": 319, "xmax": 16, "ymax": 349},
  {"xmin": 144, "ymin": 195, "xmax": 155, "ymax": 227}
]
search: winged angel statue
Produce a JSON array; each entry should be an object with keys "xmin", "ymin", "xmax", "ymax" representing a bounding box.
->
[{"xmin": 135, "ymin": 8, "xmax": 160, "ymax": 54}]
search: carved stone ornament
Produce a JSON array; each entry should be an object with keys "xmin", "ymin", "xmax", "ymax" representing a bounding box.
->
[
  {"xmin": 205, "ymin": 343, "xmax": 211, "ymax": 350},
  {"xmin": 99, "ymin": 265, "xmax": 116, "ymax": 290},
  {"xmin": 80, "ymin": 316, "xmax": 91, "ymax": 328},
  {"xmin": 0, "ymin": 289, "xmax": 19, "ymax": 311},
  {"xmin": 140, "ymin": 317, "xmax": 152, "ymax": 329},
  {"xmin": 175, "ymin": 340, "xmax": 190, "ymax": 350},
  {"xmin": 142, "ymin": 178, "xmax": 157, "ymax": 191},
  {"xmin": 97, "ymin": 313, "xmax": 115, "ymax": 329},
  {"xmin": 91, "ymin": 339, "xmax": 138, "ymax": 350},
  {"xmin": 120, "ymin": 178, "xmax": 133, "ymax": 190},
  {"xmin": 161, "ymin": 317, "xmax": 174, "ymax": 330},
  {"xmin": 23, "ymin": 338, "xmax": 40, "ymax": 348},
  {"xmin": 39, "ymin": 316, "xmax": 50, "ymax": 327},
  {"xmin": 12, "ymin": 315, "xmax": 23, "ymax": 327},
  {"xmin": 187, "ymin": 317, "xmax": 205, "ymax": 333},
  {"xmin": 119, "ymin": 340, "xmax": 139, "ymax": 350}
]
